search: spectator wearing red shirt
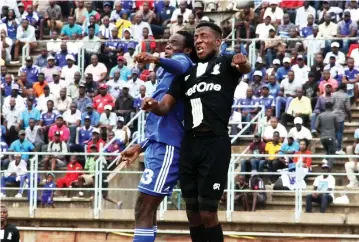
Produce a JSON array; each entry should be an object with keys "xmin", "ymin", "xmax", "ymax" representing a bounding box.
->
[
  {"xmin": 93, "ymin": 84, "xmax": 115, "ymax": 114},
  {"xmin": 56, "ymin": 155, "xmax": 83, "ymax": 197},
  {"xmin": 135, "ymin": 0, "xmax": 154, "ymax": 10},
  {"xmin": 48, "ymin": 115, "xmax": 70, "ymax": 142},
  {"xmin": 293, "ymin": 138, "xmax": 312, "ymax": 168},
  {"xmin": 86, "ymin": 128, "xmax": 106, "ymax": 152},
  {"xmin": 141, "ymin": 27, "xmax": 156, "ymax": 53},
  {"xmin": 280, "ymin": 0, "xmax": 303, "ymax": 23},
  {"xmin": 137, "ymin": 62, "xmax": 150, "ymax": 81}
]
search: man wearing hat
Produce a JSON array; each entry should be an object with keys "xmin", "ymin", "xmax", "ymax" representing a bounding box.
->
[
  {"xmin": 100, "ymin": 104, "xmax": 117, "ymax": 130},
  {"xmin": 250, "ymin": 70, "xmax": 264, "ymax": 98},
  {"xmin": 0, "ymin": 153, "xmax": 27, "ymax": 198},
  {"xmin": 109, "ymin": 55, "xmax": 131, "ymax": 80},
  {"xmin": 123, "ymin": 42, "xmax": 137, "ymax": 69},
  {"xmin": 42, "ymin": 55, "xmax": 61, "ymax": 83},
  {"xmin": 81, "ymin": 103, "xmax": 101, "ymax": 127},
  {"xmin": 291, "ymin": 55, "xmax": 310, "ymax": 84},
  {"xmin": 93, "ymin": 83, "xmax": 115, "ymax": 114},
  {"xmin": 305, "ymin": 162, "xmax": 335, "ymax": 213},
  {"xmin": 324, "ymin": 42, "xmax": 345, "ymax": 65},
  {"xmin": 263, "ymin": 0, "xmax": 283, "ymax": 25},
  {"xmin": 113, "ymin": 116, "xmax": 131, "ymax": 142},
  {"xmin": 86, "ymin": 128, "xmax": 105, "ymax": 152},
  {"xmin": 258, "ymin": 84, "xmax": 275, "ymax": 111},
  {"xmin": 18, "ymin": 56, "xmax": 40, "ymax": 86},
  {"xmin": 60, "ymin": 54, "xmax": 80, "ymax": 84},
  {"xmin": 48, "ymin": 114, "xmax": 70, "ymax": 142},
  {"xmin": 43, "ymin": 130, "xmax": 68, "ymax": 171},
  {"xmin": 2, "ymin": 83, "xmax": 25, "ymax": 114},
  {"xmin": 289, "ymin": 117, "xmax": 312, "ymax": 142},
  {"xmin": 277, "ymin": 57, "xmax": 292, "ymax": 82}
]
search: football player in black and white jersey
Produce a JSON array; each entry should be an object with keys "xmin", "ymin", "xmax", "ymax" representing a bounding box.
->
[
  {"xmin": 1, "ymin": 205, "xmax": 20, "ymax": 242},
  {"xmin": 142, "ymin": 22, "xmax": 251, "ymax": 242}
]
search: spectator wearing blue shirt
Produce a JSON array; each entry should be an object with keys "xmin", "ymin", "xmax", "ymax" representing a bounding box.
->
[
  {"xmin": 81, "ymin": 103, "xmax": 100, "ymax": 127},
  {"xmin": 60, "ymin": 16, "xmax": 82, "ymax": 39},
  {"xmin": 120, "ymin": 29, "xmax": 138, "ymax": 53},
  {"xmin": 248, "ymin": 57, "xmax": 266, "ymax": 81},
  {"xmin": 83, "ymin": 15, "xmax": 100, "ymax": 36},
  {"xmin": 2, "ymin": 74, "xmax": 13, "ymax": 97},
  {"xmin": 300, "ymin": 14, "xmax": 315, "ymax": 38},
  {"xmin": 258, "ymin": 85, "xmax": 275, "ymax": 111},
  {"xmin": 109, "ymin": 56, "xmax": 132, "ymax": 80},
  {"xmin": 156, "ymin": 0, "xmax": 175, "ymax": 28},
  {"xmin": 267, "ymin": 74, "xmax": 280, "ymax": 98},
  {"xmin": 18, "ymin": 57, "xmax": 40, "ymax": 87},
  {"xmin": 9, "ymin": 130, "xmax": 35, "ymax": 161},
  {"xmin": 74, "ymin": 83, "xmax": 93, "ymax": 113},
  {"xmin": 69, "ymin": 116, "xmax": 94, "ymax": 152},
  {"xmin": 272, "ymin": 135, "xmax": 299, "ymax": 177},
  {"xmin": 1, "ymin": 66, "xmax": 7, "ymax": 83},
  {"xmin": 0, "ymin": 139, "xmax": 9, "ymax": 170},
  {"xmin": 101, "ymin": 28, "xmax": 123, "ymax": 67},
  {"xmin": 238, "ymin": 87, "xmax": 258, "ymax": 134},
  {"xmin": 22, "ymin": 5, "xmax": 39, "ymax": 27},
  {"xmin": 19, "ymin": 97, "xmax": 40, "ymax": 129},
  {"xmin": 250, "ymin": 71, "xmax": 265, "ymax": 98},
  {"xmin": 121, "ymin": 0, "xmax": 135, "ymax": 12},
  {"xmin": 2, "ymin": 9, "xmax": 20, "ymax": 40},
  {"xmin": 276, "ymin": 57, "xmax": 291, "ymax": 81},
  {"xmin": 55, "ymin": 42, "xmax": 76, "ymax": 68},
  {"xmin": 133, "ymin": 85, "xmax": 147, "ymax": 112},
  {"xmin": 343, "ymin": 58, "xmax": 359, "ymax": 98},
  {"xmin": 35, "ymin": 47, "xmax": 50, "ymax": 68}
]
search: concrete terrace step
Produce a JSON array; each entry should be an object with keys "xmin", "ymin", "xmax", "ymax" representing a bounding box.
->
[{"xmin": 1, "ymin": 196, "xmax": 92, "ymax": 208}]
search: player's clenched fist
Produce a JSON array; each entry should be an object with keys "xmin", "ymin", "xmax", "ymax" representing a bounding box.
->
[
  {"xmin": 142, "ymin": 97, "xmax": 159, "ymax": 111},
  {"xmin": 135, "ymin": 53, "xmax": 159, "ymax": 65},
  {"xmin": 231, "ymin": 53, "xmax": 248, "ymax": 68}
]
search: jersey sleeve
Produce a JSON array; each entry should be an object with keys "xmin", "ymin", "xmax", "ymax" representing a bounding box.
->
[{"xmin": 166, "ymin": 72, "xmax": 188, "ymax": 100}]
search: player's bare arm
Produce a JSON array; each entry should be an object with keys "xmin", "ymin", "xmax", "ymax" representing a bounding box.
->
[
  {"xmin": 231, "ymin": 53, "xmax": 251, "ymax": 74},
  {"xmin": 135, "ymin": 52, "xmax": 160, "ymax": 65},
  {"xmin": 142, "ymin": 95, "xmax": 176, "ymax": 116},
  {"xmin": 120, "ymin": 144, "xmax": 143, "ymax": 166}
]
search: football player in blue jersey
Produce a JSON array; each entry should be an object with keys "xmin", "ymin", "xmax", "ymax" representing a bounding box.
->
[{"xmin": 120, "ymin": 31, "xmax": 195, "ymax": 242}]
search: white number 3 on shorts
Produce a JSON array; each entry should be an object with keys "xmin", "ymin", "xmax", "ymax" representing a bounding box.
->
[{"xmin": 141, "ymin": 169, "xmax": 154, "ymax": 185}]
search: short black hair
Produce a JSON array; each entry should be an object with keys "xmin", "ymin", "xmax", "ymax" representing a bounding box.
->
[
  {"xmin": 88, "ymin": 25, "xmax": 95, "ymax": 31},
  {"xmin": 177, "ymin": 30, "xmax": 197, "ymax": 62},
  {"xmin": 299, "ymin": 138, "xmax": 309, "ymax": 148},
  {"xmin": 273, "ymin": 131, "xmax": 280, "ymax": 136},
  {"xmin": 325, "ymin": 101, "xmax": 333, "ymax": 110},
  {"xmin": 196, "ymin": 22, "xmax": 222, "ymax": 37}
]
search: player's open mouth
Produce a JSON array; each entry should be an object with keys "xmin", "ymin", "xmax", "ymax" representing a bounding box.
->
[{"xmin": 197, "ymin": 47, "xmax": 204, "ymax": 54}]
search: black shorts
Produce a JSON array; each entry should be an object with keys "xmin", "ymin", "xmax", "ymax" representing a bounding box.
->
[{"xmin": 179, "ymin": 131, "xmax": 231, "ymax": 212}]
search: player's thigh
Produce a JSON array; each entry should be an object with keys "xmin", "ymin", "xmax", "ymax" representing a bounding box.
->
[
  {"xmin": 198, "ymin": 136, "xmax": 231, "ymax": 212},
  {"xmin": 138, "ymin": 142, "xmax": 180, "ymax": 197}
]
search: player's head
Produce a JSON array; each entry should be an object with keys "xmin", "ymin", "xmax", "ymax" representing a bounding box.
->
[
  {"xmin": 1, "ymin": 205, "xmax": 8, "ymax": 222},
  {"xmin": 194, "ymin": 22, "xmax": 222, "ymax": 60},
  {"xmin": 165, "ymin": 31, "xmax": 195, "ymax": 60}
]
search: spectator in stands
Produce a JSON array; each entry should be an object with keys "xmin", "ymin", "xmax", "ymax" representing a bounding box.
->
[
  {"xmin": 310, "ymin": 53, "xmax": 324, "ymax": 82},
  {"xmin": 266, "ymin": 74, "xmax": 280, "ymax": 98},
  {"xmin": 263, "ymin": 0, "xmax": 283, "ymax": 25},
  {"xmin": 248, "ymin": 170, "xmax": 266, "ymax": 211},
  {"xmin": 265, "ymin": 131, "xmax": 282, "ymax": 183},
  {"xmin": 56, "ymin": 155, "xmax": 83, "ymax": 198},
  {"xmin": 120, "ymin": 28, "xmax": 137, "ymax": 53},
  {"xmin": 133, "ymin": 85, "xmax": 147, "ymax": 113},
  {"xmin": 238, "ymin": 87, "xmax": 258, "ymax": 134},
  {"xmin": 101, "ymin": 28, "xmax": 121, "ymax": 67},
  {"xmin": 293, "ymin": 138, "xmax": 312, "ymax": 169},
  {"xmin": 325, "ymin": 55, "xmax": 344, "ymax": 83},
  {"xmin": 2, "ymin": 9, "xmax": 20, "ymax": 42},
  {"xmin": 282, "ymin": 88, "xmax": 312, "ymax": 126},
  {"xmin": 56, "ymin": 42, "xmax": 76, "ymax": 68},
  {"xmin": 131, "ymin": 12, "xmax": 153, "ymax": 41},
  {"xmin": 60, "ymin": 55, "xmax": 79, "ymax": 85},
  {"xmin": 262, "ymin": 29, "xmax": 282, "ymax": 66},
  {"xmin": 93, "ymin": 84, "xmax": 115, "ymax": 114},
  {"xmin": 81, "ymin": 103, "xmax": 100, "ymax": 127},
  {"xmin": 43, "ymin": 131, "xmax": 68, "ymax": 171},
  {"xmin": 296, "ymin": 1, "xmax": 315, "ymax": 30},
  {"xmin": 2, "ymin": 84, "xmax": 25, "ymax": 114},
  {"xmin": 54, "ymin": 88, "xmax": 72, "ymax": 113},
  {"xmin": 241, "ymin": 134, "xmax": 266, "ymax": 174},
  {"xmin": 171, "ymin": 0, "xmax": 191, "ymax": 23},
  {"xmin": 250, "ymin": 71, "xmax": 265, "ymax": 98},
  {"xmin": 263, "ymin": 117, "xmax": 287, "ymax": 143},
  {"xmin": 67, "ymin": 72, "xmax": 82, "ymax": 100},
  {"xmin": 157, "ymin": 0, "xmax": 175, "ymax": 28},
  {"xmin": 299, "ymin": 14, "xmax": 316, "ymax": 38},
  {"xmin": 145, "ymin": 72, "xmax": 157, "ymax": 97},
  {"xmin": 48, "ymin": 71, "xmax": 66, "ymax": 98},
  {"xmin": 276, "ymin": 134, "xmax": 299, "ymax": 173},
  {"xmin": 25, "ymin": 118, "xmax": 44, "ymax": 151},
  {"xmin": 333, "ymin": 84, "xmax": 351, "ymax": 155},
  {"xmin": 276, "ymin": 57, "xmax": 291, "ymax": 82},
  {"xmin": 324, "ymin": 42, "xmax": 345, "ymax": 65},
  {"xmin": 288, "ymin": 117, "xmax": 312, "ymax": 143},
  {"xmin": 22, "ymin": 5, "xmax": 39, "ymax": 28},
  {"xmin": 115, "ymin": 11, "xmax": 132, "ymax": 38},
  {"xmin": 75, "ymin": 83, "xmax": 93, "ymax": 113},
  {"xmin": 124, "ymin": 43, "xmax": 136, "ymax": 69},
  {"xmin": 276, "ymin": 70, "xmax": 301, "ymax": 119},
  {"xmin": 37, "ymin": 85, "xmax": 53, "ymax": 112},
  {"xmin": 109, "ymin": 56, "xmax": 131, "ymax": 80},
  {"xmin": 44, "ymin": 0, "xmax": 62, "ymax": 33},
  {"xmin": 127, "ymin": 69, "xmax": 145, "ymax": 98},
  {"xmin": 277, "ymin": 13, "xmax": 295, "ymax": 38},
  {"xmin": 311, "ymin": 84, "xmax": 333, "ymax": 135},
  {"xmin": 33, "ymin": 73, "xmax": 47, "ymax": 97},
  {"xmin": 303, "ymin": 72, "xmax": 319, "ymax": 109},
  {"xmin": 318, "ymin": 70, "xmax": 338, "ymax": 96},
  {"xmin": 107, "ymin": 70, "xmax": 125, "ymax": 99},
  {"xmin": 18, "ymin": 56, "xmax": 40, "ymax": 87},
  {"xmin": 35, "ymin": 48, "xmax": 50, "ymax": 68},
  {"xmin": 41, "ymin": 172, "xmax": 55, "ymax": 208},
  {"xmin": 316, "ymin": 102, "xmax": 337, "ymax": 168},
  {"xmin": 82, "ymin": 73, "xmax": 99, "ymax": 98},
  {"xmin": 76, "ymin": 144, "xmax": 97, "ymax": 196},
  {"xmin": 110, "ymin": 1, "xmax": 122, "ymax": 22},
  {"xmin": 1, "ymin": 74, "xmax": 13, "ymax": 98},
  {"xmin": 46, "ymin": 31, "xmax": 61, "ymax": 55},
  {"xmin": 3, "ymin": 97, "xmax": 21, "ymax": 143},
  {"xmin": 113, "ymin": 116, "xmax": 131, "ymax": 142},
  {"xmin": 99, "ymin": 16, "xmax": 115, "ymax": 39},
  {"xmin": 86, "ymin": 128, "xmax": 105, "ymax": 152},
  {"xmin": 74, "ymin": 0, "xmax": 87, "ymax": 25},
  {"xmin": 83, "ymin": 15, "xmax": 100, "ymax": 36},
  {"xmin": 39, "ymin": 99, "xmax": 58, "ymax": 138},
  {"xmin": 342, "ymin": 58, "xmax": 359, "ymax": 103},
  {"xmin": 48, "ymin": 115, "xmax": 70, "ymax": 142},
  {"xmin": 9, "ymin": 130, "xmax": 35, "ymax": 161},
  {"xmin": 82, "ymin": 25, "xmax": 101, "ymax": 62},
  {"xmin": 60, "ymin": 16, "xmax": 82, "ymax": 40},
  {"xmin": 304, "ymin": 26, "xmax": 324, "ymax": 55},
  {"xmin": 85, "ymin": 55, "xmax": 107, "ymax": 83},
  {"xmin": 0, "ymin": 153, "xmax": 27, "ymax": 198},
  {"xmin": 256, "ymin": 15, "xmax": 275, "ymax": 40},
  {"xmin": 13, "ymin": 18, "xmax": 37, "ymax": 62},
  {"xmin": 63, "ymin": 102, "xmax": 81, "ymax": 144},
  {"xmin": 74, "ymin": 115, "xmax": 93, "ymax": 148},
  {"xmin": 100, "ymin": 104, "xmax": 117, "ymax": 138},
  {"xmin": 1, "ymin": 29, "xmax": 12, "ymax": 64},
  {"xmin": 337, "ymin": 11, "xmax": 357, "ymax": 53},
  {"xmin": 115, "ymin": 84, "xmax": 134, "ymax": 123},
  {"xmin": 141, "ymin": 27, "xmax": 156, "ymax": 54},
  {"xmin": 19, "ymin": 96, "xmax": 40, "ymax": 129},
  {"xmin": 137, "ymin": 2, "xmax": 156, "ymax": 24},
  {"xmin": 170, "ymin": 14, "xmax": 185, "ymax": 35},
  {"xmin": 42, "ymin": 56, "xmax": 61, "ymax": 83},
  {"xmin": 306, "ymin": 162, "xmax": 335, "ymax": 213},
  {"xmin": 291, "ymin": 55, "xmax": 310, "ymax": 84}
]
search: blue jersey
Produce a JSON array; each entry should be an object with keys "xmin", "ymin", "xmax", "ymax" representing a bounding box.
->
[
  {"xmin": 43, "ymin": 181, "xmax": 56, "ymax": 196},
  {"xmin": 78, "ymin": 126, "xmax": 94, "ymax": 145},
  {"xmin": 55, "ymin": 51, "xmax": 76, "ymax": 68},
  {"xmin": 0, "ymin": 141, "xmax": 8, "ymax": 158},
  {"xmin": 19, "ymin": 65, "xmax": 40, "ymax": 86},
  {"xmin": 40, "ymin": 111, "xmax": 59, "ymax": 126},
  {"xmin": 144, "ymin": 54, "xmax": 193, "ymax": 148},
  {"xmin": 344, "ymin": 67, "xmax": 359, "ymax": 97}
]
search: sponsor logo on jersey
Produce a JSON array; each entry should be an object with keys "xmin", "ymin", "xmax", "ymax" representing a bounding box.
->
[
  {"xmin": 213, "ymin": 183, "xmax": 220, "ymax": 190},
  {"xmin": 186, "ymin": 82, "xmax": 222, "ymax": 96}
]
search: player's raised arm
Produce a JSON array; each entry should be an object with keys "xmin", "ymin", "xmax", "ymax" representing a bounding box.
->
[
  {"xmin": 231, "ymin": 53, "xmax": 251, "ymax": 74},
  {"xmin": 142, "ymin": 95, "xmax": 176, "ymax": 116}
]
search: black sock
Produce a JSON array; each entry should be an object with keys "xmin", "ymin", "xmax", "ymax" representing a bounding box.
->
[
  {"xmin": 205, "ymin": 224, "xmax": 223, "ymax": 242},
  {"xmin": 189, "ymin": 224, "xmax": 205, "ymax": 242}
]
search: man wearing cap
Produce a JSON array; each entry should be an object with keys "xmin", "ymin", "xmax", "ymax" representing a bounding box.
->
[
  {"xmin": 249, "ymin": 57, "xmax": 266, "ymax": 80},
  {"xmin": 84, "ymin": 55, "xmax": 107, "ymax": 83},
  {"xmin": 60, "ymin": 16, "xmax": 83, "ymax": 39},
  {"xmin": 100, "ymin": 105, "xmax": 117, "ymax": 130},
  {"xmin": 60, "ymin": 54, "xmax": 80, "ymax": 84},
  {"xmin": 93, "ymin": 84, "xmax": 115, "ymax": 114},
  {"xmin": 113, "ymin": 116, "xmax": 131, "ymax": 142},
  {"xmin": 276, "ymin": 57, "xmax": 291, "ymax": 81},
  {"xmin": 81, "ymin": 103, "xmax": 101, "ymax": 127},
  {"xmin": 41, "ymin": 55, "xmax": 62, "ymax": 83},
  {"xmin": 2, "ymin": 84, "xmax": 26, "ymax": 113},
  {"xmin": 0, "ymin": 153, "xmax": 27, "ymax": 198},
  {"xmin": 9, "ymin": 130, "xmax": 35, "ymax": 161},
  {"xmin": 305, "ymin": 162, "xmax": 335, "ymax": 213},
  {"xmin": 19, "ymin": 96, "xmax": 40, "ymax": 129},
  {"xmin": 265, "ymin": 59, "xmax": 281, "ymax": 81},
  {"xmin": 13, "ymin": 18, "xmax": 37, "ymax": 62},
  {"xmin": 258, "ymin": 85, "xmax": 275, "ymax": 111},
  {"xmin": 250, "ymin": 71, "xmax": 265, "ymax": 98},
  {"xmin": 288, "ymin": 117, "xmax": 312, "ymax": 142},
  {"xmin": 324, "ymin": 42, "xmax": 346, "ymax": 65},
  {"xmin": 283, "ymin": 87, "xmax": 312, "ymax": 126},
  {"xmin": 123, "ymin": 42, "xmax": 137, "ymax": 69},
  {"xmin": 86, "ymin": 128, "xmax": 106, "ymax": 152},
  {"xmin": 43, "ymin": 130, "xmax": 68, "ymax": 171},
  {"xmin": 74, "ymin": 83, "xmax": 93, "ymax": 113},
  {"xmin": 324, "ymin": 55, "xmax": 344, "ymax": 82},
  {"xmin": 18, "ymin": 56, "xmax": 40, "ymax": 87},
  {"xmin": 263, "ymin": 0, "xmax": 283, "ymax": 25},
  {"xmin": 109, "ymin": 56, "xmax": 131, "ymax": 80},
  {"xmin": 32, "ymin": 73, "xmax": 48, "ymax": 97},
  {"xmin": 291, "ymin": 55, "xmax": 310, "ymax": 84},
  {"xmin": 48, "ymin": 115, "xmax": 70, "ymax": 142}
]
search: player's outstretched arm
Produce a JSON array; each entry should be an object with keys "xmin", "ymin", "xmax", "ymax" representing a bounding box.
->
[
  {"xmin": 142, "ymin": 95, "xmax": 176, "ymax": 116},
  {"xmin": 231, "ymin": 53, "xmax": 251, "ymax": 74},
  {"xmin": 120, "ymin": 144, "xmax": 143, "ymax": 167}
]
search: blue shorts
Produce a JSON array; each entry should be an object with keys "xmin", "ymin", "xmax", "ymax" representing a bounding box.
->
[{"xmin": 138, "ymin": 141, "xmax": 180, "ymax": 197}]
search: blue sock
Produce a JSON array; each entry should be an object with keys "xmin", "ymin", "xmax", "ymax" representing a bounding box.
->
[
  {"xmin": 153, "ymin": 226, "xmax": 158, "ymax": 241},
  {"xmin": 133, "ymin": 228, "xmax": 154, "ymax": 242}
]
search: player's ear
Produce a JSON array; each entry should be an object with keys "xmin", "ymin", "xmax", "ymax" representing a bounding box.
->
[
  {"xmin": 215, "ymin": 37, "xmax": 222, "ymax": 49},
  {"xmin": 183, "ymin": 47, "xmax": 192, "ymax": 56}
]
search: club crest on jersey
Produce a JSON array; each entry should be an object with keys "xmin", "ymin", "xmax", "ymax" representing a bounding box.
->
[
  {"xmin": 211, "ymin": 63, "xmax": 221, "ymax": 75},
  {"xmin": 196, "ymin": 62, "xmax": 208, "ymax": 77}
]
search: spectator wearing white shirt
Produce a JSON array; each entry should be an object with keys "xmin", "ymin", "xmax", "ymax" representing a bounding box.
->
[
  {"xmin": 46, "ymin": 31, "xmax": 61, "ymax": 55},
  {"xmin": 107, "ymin": 70, "xmax": 126, "ymax": 99},
  {"xmin": 324, "ymin": 56, "xmax": 345, "ymax": 80},
  {"xmin": 317, "ymin": 1, "xmax": 342, "ymax": 23},
  {"xmin": 324, "ymin": 42, "xmax": 346, "ymax": 65},
  {"xmin": 295, "ymin": 1, "xmax": 315, "ymax": 30},
  {"xmin": 100, "ymin": 105, "xmax": 117, "ymax": 130},
  {"xmin": 63, "ymin": 102, "xmax": 81, "ymax": 144},
  {"xmin": 255, "ymin": 15, "xmax": 275, "ymax": 39},
  {"xmin": 2, "ymin": 84, "xmax": 25, "ymax": 115},
  {"xmin": 13, "ymin": 18, "xmax": 37, "ymax": 62},
  {"xmin": 66, "ymin": 33, "xmax": 84, "ymax": 55},
  {"xmin": 127, "ymin": 69, "xmax": 145, "ymax": 98},
  {"xmin": 1, "ymin": 29, "xmax": 12, "ymax": 63},
  {"xmin": 84, "ymin": 55, "xmax": 107, "ymax": 83},
  {"xmin": 99, "ymin": 16, "xmax": 115, "ymax": 39},
  {"xmin": 145, "ymin": 72, "xmax": 157, "ymax": 97},
  {"xmin": 67, "ymin": 72, "xmax": 82, "ymax": 100},
  {"xmin": 131, "ymin": 13, "xmax": 153, "ymax": 41},
  {"xmin": 54, "ymin": 88, "xmax": 72, "ymax": 113},
  {"xmin": 25, "ymin": 117, "xmax": 44, "ymax": 150},
  {"xmin": 291, "ymin": 55, "xmax": 310, "ymax": 84},
  {"xmin": 304, "ymin": 26, "xmax": 324, "ymax": 55},
  {"xmin": 37, "ymin": 85, "xmax": 54, "ymax": 112},
  {"xmin": 171, "ymin": 0, "xmax": 192, "ymax": 23},
  {"xmin": 60, "ymin": 55, "xmax": 80, "ymax": 84},
  {"xmin": 123, "ymin": 43, "xmax": 136, "ymax": 69},
  {"xmin": 234, "ymin": 75, "xmax": 249, "ymax": 100},
  {"xmin": 348, "ymin": 0, "xmax": 359, "ymax": 22},
  {"xmin": 350, "ymin": 40, "xmax": 359, "ymax": 67},
  {"xmin": 288, "ymin": 117, "xmax": 312, "ymax": 143},
  {"xmin": 263, "ymin": 0, "xmax": 283, "ymax": 25},
  {"xmin": 82, "ymin": 25, "xmax": 101, "ymax": 56},
  {"xmin": 3, "ymin": 97, "xmax": 22, "ymax": 143},
  {"xmin": 113, "ymin": 116, "xmax": 131, "ymax": 143},
  {"xmin": 263, "ymin": 117, "xmax": 288, "ymax": 143}
]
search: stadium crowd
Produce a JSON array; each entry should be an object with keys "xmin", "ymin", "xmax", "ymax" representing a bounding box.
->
[{"xmin": 0, "ymin": 0, "xmax": 358, "ymax": 212}]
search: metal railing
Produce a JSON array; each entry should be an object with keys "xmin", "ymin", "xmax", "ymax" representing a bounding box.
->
[{"xmin": 21, "ymin": 43, "xmax": 30, "ymax": 67}]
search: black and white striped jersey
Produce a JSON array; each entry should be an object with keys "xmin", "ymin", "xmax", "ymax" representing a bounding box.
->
[{"xmin": 167, "ymin": 55, "xmax": 242, "ymax": 136}]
